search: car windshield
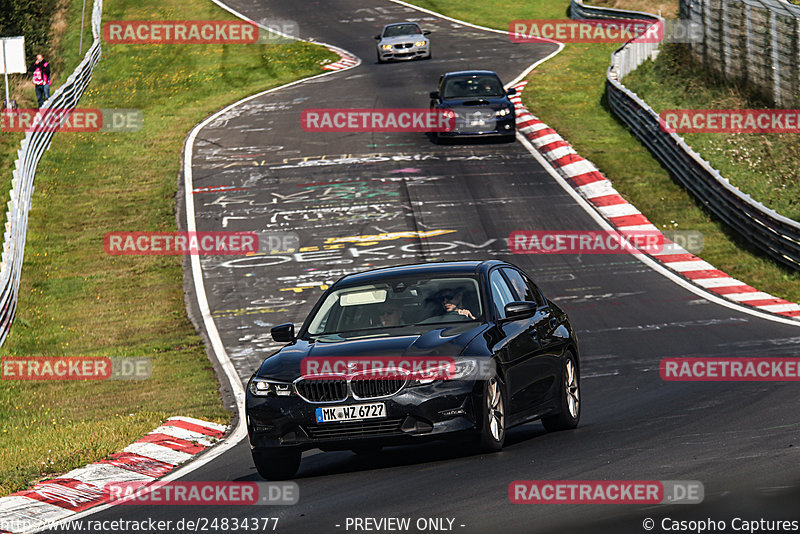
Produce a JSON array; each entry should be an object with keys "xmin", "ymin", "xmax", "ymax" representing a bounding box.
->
[
  {"xmin": 442, "ymin": 75, "xmax": 505, "ymax": 99},
  {"xmin": 305, "ymin": 276, "xmax": 483, "ymax": 336},
  {"xmin": 383, "ymin": 24, "xmax": 421, "ymax": 37}
]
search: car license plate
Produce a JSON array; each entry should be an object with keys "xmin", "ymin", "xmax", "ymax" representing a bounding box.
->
[{"xmin": 315, "ymin": 403, "xmax": 386, "ymax": 423}]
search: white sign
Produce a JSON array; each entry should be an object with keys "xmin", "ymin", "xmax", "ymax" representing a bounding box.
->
[{"xmin": 1, "ymin": 37, "xmax": 27, "ymax": 74}]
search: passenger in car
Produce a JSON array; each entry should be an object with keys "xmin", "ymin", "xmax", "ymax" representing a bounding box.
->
[{"xmin": 378, "ymin": 301, "xmax": 404, "ymax": 327}]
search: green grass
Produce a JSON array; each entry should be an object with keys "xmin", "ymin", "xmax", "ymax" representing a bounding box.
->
[
  {"xmin": 624, "ymin": 44, "xmax": 800, "ymax": 222},
  {"xmin": 410, "ymin": 0, "xmax": 568, "ymax": 24},
  {"xmin": 0, "ymin": 0, "xmax": 337, "ymax": 496},
  {"xmin": 406, "ymin": 0, "xmax": 800, "ymax": 303}
]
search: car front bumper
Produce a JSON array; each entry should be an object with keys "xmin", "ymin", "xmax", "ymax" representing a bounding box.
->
[
  {"xmin": 246, "ymin": 380, "xmax": 480, "ymax": 451},
  {"xmin": 378, "ymin": 45, "xmax": 430, "ymax": 61},
  {"xmin": 439, "ymin": 119, "xmax": 516, "ymax": 137}
]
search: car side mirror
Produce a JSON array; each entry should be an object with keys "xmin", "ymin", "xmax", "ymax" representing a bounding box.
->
[
  {"xmin": 271, "ymin": 323, "xmax": 295, "ymax": 343},
  {"xmin": 506, "ymin": 87, "xmax": 517, "ymax": 96},
  {"xmin": 429, "ymin": 90, "xmax": 440, "ymax": 99},
  {"xmin": 423, "ymin": 30, "xmax": 431, "ymax": 35},
  {"xmin": 504, "ymin": 301, "xmax": 537, "ymax": 321},
  {"xmin": 374, "ymin": 34, "xmax": 382, "ymax": 40}
]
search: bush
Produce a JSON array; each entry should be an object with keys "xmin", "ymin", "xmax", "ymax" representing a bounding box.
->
[{"xmin": 0, "ymin": 0, "xmax": 59, "ymax": 65}]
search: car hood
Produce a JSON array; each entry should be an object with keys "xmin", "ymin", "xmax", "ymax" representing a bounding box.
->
[
  {"xmin": 379, "ymin": 35, "xmax": 427, "ymax": 45},
  {"xmin": 256, "ymin": 324, "xmax": 487, "ymax": 381}
]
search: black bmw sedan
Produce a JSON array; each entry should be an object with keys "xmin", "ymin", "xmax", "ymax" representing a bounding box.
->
[
  {"xmin": 246, "ymin": 260, "xmax": 580, "ymax": 479},
  {"xmin": 429, "ymin": 70, "xmax": 517, "ymax": 142}
]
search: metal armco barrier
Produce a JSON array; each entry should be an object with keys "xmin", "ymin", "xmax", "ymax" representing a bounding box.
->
[
  {"xmin": 0, "ymin": 0, "xmax": 104, "ymax": 346},
  {"xmin": 571, "ymin": 0, "xmax": 800, "ymax": 272}
]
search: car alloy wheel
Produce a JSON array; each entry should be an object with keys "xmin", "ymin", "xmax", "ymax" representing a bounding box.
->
[
  {"xmin": 487, "ymin": 377, "xmax": 504, "ymax": 441},
  {"xmin": 542, "ymin": 351, "xmax": 580, "ymax": 431},
  {"xmin": 565, "ymin": 358, "xmax": 579, "ymax": 419},
  {"xmin": 476, "ymin": 375, "xmax": 505, "ymax": 451}
]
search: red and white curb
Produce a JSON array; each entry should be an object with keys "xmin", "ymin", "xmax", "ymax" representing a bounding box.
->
[
  {"xmin": 0, "ymin": 417, "xmax": 228, "ymax": 533},
  {"xmin": 321, "ymin": 45, "xmax": 360, "ymax": 71},
  {"xmin": 510, "ymin": 80, "xmax": 800, "ymax": 321}
]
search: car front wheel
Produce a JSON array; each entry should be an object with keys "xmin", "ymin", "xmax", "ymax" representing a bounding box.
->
[
  {"xmin": 476, "ymin": 376, "xmax": 505, "ymax": 451},
  {"xmin": 542, "ymin": 352, "xmax": 580, "ymax": 431},
  {"xmin": 252, "ymin": 448, "xmax": 301, "ymax": 480}
]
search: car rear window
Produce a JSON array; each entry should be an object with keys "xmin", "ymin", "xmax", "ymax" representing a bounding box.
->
[{"xmin": 442, "ymin": 76, "xmax": 505, "ymax": 99}]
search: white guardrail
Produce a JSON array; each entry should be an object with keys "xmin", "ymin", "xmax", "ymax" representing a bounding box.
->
[
  {"xmin": 572, "ymin": 0, "xmax": 800, "ymax": 272},
  {"xmin": 0, "ymin": 0, "xmax": 104, "ymax": 345}
]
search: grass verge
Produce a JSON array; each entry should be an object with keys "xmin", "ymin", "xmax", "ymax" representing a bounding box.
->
[
  {"xmin": 0, "ymin": 0, "xmax": 337, "ymax": 496},
  {"xmin": 623, "ymin": 44, "xmax": 800, "ymax": 222},
  {"xmin": 406, "ymin": 0, "xmax": 800, "ymax": 302}
]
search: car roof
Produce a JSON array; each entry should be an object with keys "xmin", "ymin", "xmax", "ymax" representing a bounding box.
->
[
  {"xmin": 442, "ymin": 70, "xmax": 500, "ymax": 78},
  {"xmin": 335, "ymin": 260, "xmax": 506, "ymax": 286}
]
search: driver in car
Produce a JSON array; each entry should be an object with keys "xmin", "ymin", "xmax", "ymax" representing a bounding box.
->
[{"xmin": 428, "ymin": 287, "xmax": 475, "ymax": 321}]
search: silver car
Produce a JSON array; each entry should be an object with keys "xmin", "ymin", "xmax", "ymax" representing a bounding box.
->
[{"xmin": 375, "ymin": 22, "xmax": 431, "ymax": 63}]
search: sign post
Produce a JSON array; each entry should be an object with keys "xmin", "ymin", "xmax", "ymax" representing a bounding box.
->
[{"xmin": 0, "ymin": 36, "xmax": 27, "ymax": 110}]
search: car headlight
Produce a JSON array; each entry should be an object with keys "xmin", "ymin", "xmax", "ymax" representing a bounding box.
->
[
  {"xmin": 249, "ymin": 377, "xmax": 294, "ymax": 397},
  {"xmin": 414, "ymin": 41, "xmax": 426, "ymax": 47},
  {"xmin": 381, "ymin": 44, "xmax": 393, "ymax": 50},
  {"xmin": 495, "ymin": 107, "xmax": 513, "ymax": 117},
  {"xmin": 407, "ymin": 359, "xmax": 478, "ymax": 387}
]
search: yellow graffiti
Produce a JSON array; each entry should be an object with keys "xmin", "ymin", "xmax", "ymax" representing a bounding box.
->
[
  {"xmin": 323, "ymin": 229, "xmax": 456, "ymax": 245},
  {"xmin": 280, "ymin": 285, "xmax": 329, "ymax": 293}
]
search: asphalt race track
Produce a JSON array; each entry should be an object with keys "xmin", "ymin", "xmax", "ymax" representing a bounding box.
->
[{"xmin": 80, "ymin": 1, "xmax": 800, "ymax": 532}]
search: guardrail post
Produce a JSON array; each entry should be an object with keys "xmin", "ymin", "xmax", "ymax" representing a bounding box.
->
[
  {"xmin": 701, "ymin": 0, "xmax": 708, "ymax": 65},
  {"xmin": 745, "ymin": 4, "xmax": 752, "ymax": 87},
  {"xmin": 770, "ymin": 9, "xmax": 781, "ymax": 106},
  {"xmin": 795, "ymin": 14, "xmax": 800, "ymax": 107},
  {"xmin": 721, "ymin": 0, "xmax": 730, "ymax": 78}
]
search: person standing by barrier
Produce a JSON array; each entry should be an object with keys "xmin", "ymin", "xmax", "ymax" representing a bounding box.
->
[{"xmin": 30, "ymin": 55, "xmax": 51, "ymax": 108}]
